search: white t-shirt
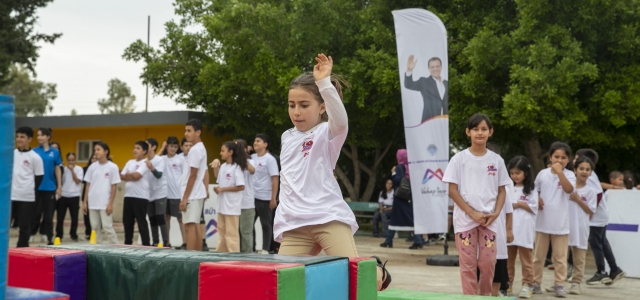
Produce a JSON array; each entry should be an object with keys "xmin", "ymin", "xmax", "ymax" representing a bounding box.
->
[
  {"xmin": 216, "ymin": 162, "xmax": 245, "ymax": 215},
  {"xmin": 274, "ymin": 122, "xmax": 357, "ymax": 242},
  {"xmin": 61, "ymin": 165, "xmax": 84, "ymax": 198},
  {"xmin": 250, "ymin": 153, "xmax": 279, "ymax": 201},
  {"xmin": 587, "ymin": 172, "xmax": 604, "ymax": 195},
  {"xmin": 241, "ymin": 159, "xmax": 255, "ymax": 209},
  {"xmin": 11, "ymin": 149, "xmax": 44, "ymax": 202},
  {"xmin": 121, "ymin": 159, "xmax": 151, "ymax": 200},
  {"xmin": 534, "ymin": 168, "xmax": 576, "ymax": 235},
  {"xmin": 590, "ymin": 190, "xmax": 610, "ymax": 227},
  {"xmin": 569, "ymin": 185, "xmax": 597, "ymax": 249},
  {"xmin": 442, "ymin": 149, "xmax": 511, "ymax": 234},
  {"xmin": 180, "ymin": 142, "xmax": 208, "ymax": 201},
  {"xmin": 378, "ymin": 191, "xmax": 394, "ymax": 206},
  {"xmin": 496, "ymin": 182, "xmax": 514, "ymax": 259},
  {"xmin": 85, "ymin": 161, "xmax": 121, "ymax": 209},
  {"xmin": 147, "ymin": 155, "xmax": 167, "ymax": 200},
  {"xmin": 164, "ymin": 154, "xmax": 185, "ymax": 199},
  {"xmin": 508, "ymin": 186, "xmax": 538, "ymax": 249}
]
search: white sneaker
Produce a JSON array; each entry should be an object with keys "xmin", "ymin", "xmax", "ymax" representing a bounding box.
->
[
  {"xmin": 568, "ymin": 283, "xmax": 581, "ymax": 295},
  {"xmin": 40, "ymin": 234, "xmax": 47, "ymax": 242},
  {"xmin": 29, "ymin": 235, "xmax": 35, "ymax": 242},
  {"xmin": 519, "ymin": 286, "xmax": 532, "ymax": 298}
]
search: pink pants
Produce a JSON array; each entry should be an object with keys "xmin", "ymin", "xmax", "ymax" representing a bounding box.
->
[{"xmin": 455, "ymin": 226, "xmax": 497, "ymax": 296}]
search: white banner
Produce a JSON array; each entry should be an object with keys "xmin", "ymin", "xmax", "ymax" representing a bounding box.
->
[
  {"xmin": 604, "ymin": 190, "xmax": 640, "ymax": 278},
  {"xmin": 392, "ymin": 9, "xmax": 449, "ymax": 234}
]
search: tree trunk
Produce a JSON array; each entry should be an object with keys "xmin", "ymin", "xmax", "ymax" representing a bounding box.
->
[
  {"xmin": 523, "ymin": 136, "xmax": 545, "ymax": 175},
  {"xmin": 360, "ymin": 141, "xmax": 395, "ymax": 202},
  {"xmin": 334, "ymin": 166, "xmax": 357, "ymax": 202}
]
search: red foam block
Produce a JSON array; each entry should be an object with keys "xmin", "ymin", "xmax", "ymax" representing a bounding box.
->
[
  {"xmin": 8, "ymin": 248, "xmax": 84, "ymax": 292},
  {"xmin": 198, "ymin": 261, "xmax": 302, "ymax": 300}
]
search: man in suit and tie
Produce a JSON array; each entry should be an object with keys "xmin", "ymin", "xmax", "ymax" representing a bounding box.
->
[{"xmin": 404, "ymin": 56, "xmax": 448, "ymax": 123}]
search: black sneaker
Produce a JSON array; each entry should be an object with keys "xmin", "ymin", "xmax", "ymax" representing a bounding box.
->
[
  {"xmin": 586, "ymin": 272, "xmax": 612, "ymax": 285},
  {"xmin": 175, "ymin": 243, "xmax": 187, "ymax": 250},
  {"xmin": 202, "ymin": 242, "xmax": 209, "ymax": 252},
  {"xmin": 605, "ymin": 268, "xmax": 626, "ymax": 286},
  {"xmin": 408, "ymin": 243, "xmax": 423, "ymax": 249},
  {"xmin": 371, "ymin": 256, "xmax": 391, "ymax": 291},
  {"xmin": 379, "ymin": 242, "xmax": 393, "ymax": 248}
]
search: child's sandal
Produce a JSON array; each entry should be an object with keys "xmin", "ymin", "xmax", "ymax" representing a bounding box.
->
[{"xmin": 371, "ymin": 256, "xmax": 392, "ymax": 291}]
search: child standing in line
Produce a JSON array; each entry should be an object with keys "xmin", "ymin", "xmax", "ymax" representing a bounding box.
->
[
  {"xmin": 11, "ymin": 127, "xmax": 44, "ymax": 247},
  {"xmin": 212, "ymin": 141, "xmax": 246, "ymax": 252},
  {"xmin": 566, "ymin": 156, "xmax": 598, "ymax": 295},
  {"xmin": 506, "ymin": 156, "xmax": 538, "ymax": 299},
  {"xmin": 56, "ymin": 152, "xmax": 84, "ymax": 242},
  {"xmin": 443, "ymin": 114, "xmax": 510, "ymax": 296},
  {"xmin": 145, "ymin": 138, "xmax": 169, "ymax": 247},
  {"xmin": 532, "ymin": 142, "xmax": 575, "ymax": 297},
  {"xmin": 587, "ymin": 171, "xmax": 626, "ymax": 286},
  {"xmin": 273, "ymin": 54, "xmax": 390, "ymax": 291},
  {"xmin": 161, "ymin": 137, "xmax": 187, "ymax": 249},
  {"xmin": 120, "ymin": 141, "xmax": 152, "ymax": 246},
  {"xmin": 82, "ymin": 143, "xmax": 120, "ymax": 244}
]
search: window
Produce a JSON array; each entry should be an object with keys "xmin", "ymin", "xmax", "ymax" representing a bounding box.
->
[{"xmin": 77, "ymin": 140, "xmax": 101, "ymax": 162}]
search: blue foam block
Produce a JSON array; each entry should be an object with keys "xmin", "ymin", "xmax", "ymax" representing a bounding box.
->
[
  {"xmin": 1, "ymin": 95, "xmax": 16, "ymax": 298},
  {"xmin": 305, "ymin": 258, "xmax": 349, "ymax": 300},
  {"xmin": 7, "ymin": 286, "xmax": 69, "ymax": 300}
]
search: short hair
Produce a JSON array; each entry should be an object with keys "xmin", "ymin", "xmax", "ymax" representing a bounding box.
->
[
  {"xmin": 576, "ymin": 148, "xmax": 599, "ymax": 165},
  {"xmin": 255, "ymin": 133, "xmax": 271, "ymax": 151},
  {"xmin": 146, "ymin": 138, "xmax": 158, "ymax": 148},
  {"xmin": 486, "ymin": 142, "xmax": 501, "ymax": 155},
  {"xmin": 609, "ymin": 171, "xmax": 623, "ymax": 180},
  {"xmin": 466, "ymin": 113, "xmax": 493, "ymax": 130},
  {"xmin": 16, "ymin": 126, "xmax": 34, "ymax": 138},
  {"xmin": 38, "ymin": 127, "xmax": 52, "ymax": 137},
  {"xmin": 428, "ymin": 57, "xmax": 442, "ymax": 66},
  {"xmin": 186, "ymin": 119, "xmax": 203, "ymax": 132},
  {"xmin": 574, "ymin": 156, "xmax": 595, "ymax": 171},
  {"xmin": 135, "ymin": 141, "xmax": 149, "ymax": 153}
]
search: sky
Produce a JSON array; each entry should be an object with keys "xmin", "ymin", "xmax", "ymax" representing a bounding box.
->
[{"xmin": 34, "ymin": 0, "xmax": 189, "ymax": 116}]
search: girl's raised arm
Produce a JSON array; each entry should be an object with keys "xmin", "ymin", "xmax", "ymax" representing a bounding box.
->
[{"xmin": 314, "ymin": 54, "xmax": 347, "ymax": 139}]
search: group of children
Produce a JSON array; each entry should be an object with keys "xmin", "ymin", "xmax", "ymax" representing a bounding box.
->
[{"xmin": 445, "ymin": 113, "xmax": 629, "ymax": 298}]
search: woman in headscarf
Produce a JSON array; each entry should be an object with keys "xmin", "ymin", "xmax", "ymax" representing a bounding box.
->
[{"xmin": 380, "ymin": 149, "xmax": 424, "ymax": 249}]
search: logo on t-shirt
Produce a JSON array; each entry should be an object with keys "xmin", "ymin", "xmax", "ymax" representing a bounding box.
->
[
  {"xmin": 104, "ymin": 173, "xmax": 109, "ymax": 179},
  {"xmin": 134, "ymin": 165, "xmax": 139, "ymax": 171},
  {"xmin": 519, "ymin": 195, "xmax": 528, "ymax": 202},
  {"xmin": 301, "ymin": 139, "xmax": 314, "ymax": 157},
  {"xmin": 580, "ymin": 195, "xmax": 587, "ymax": 202},
  {"xmin": 487, "ymin": 164, "xmax": 497, "ymax": 176},
  {"xmin": 225, "ymin": 173, "xmax": 231, "ymax": 180},
  {"xmin": 23, "ymin": 160, "xmax": 30, "ymax": 167},
  {"xmin": 48, "ymin": 152, "xmax": 54, "ymax": 157},
  {"xmin": 257, "ymin": 163, "xmax": 264, "ymax": 169},
  {"xmin": 557, "ymin": 182, "xmax": 562, "ymax": 189},
  {"xmin": 172, "ymin": 163, "xmax": 178, "ymax": 169}
]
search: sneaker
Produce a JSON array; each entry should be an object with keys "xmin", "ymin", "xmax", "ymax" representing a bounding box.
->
[
  {"xmin": 532, "ymin": 283, "xmax": 542, "ymax": 294},
  {"xmin": 548, "ymin": 264, "xmax": 555, "ymax": 270},
  {"xmin": 507, "ymin": 284, "xmax": 512, "ymax": 296},
  {"xmin": 202, "ymin": 242, "xmax": 209, "ymax": 252},
  {"xmin": 555, "ymin": 285, "xmax": 567, "ymax": 298},
  {"xmin": 519, "ymin": 286, "xmax": 532, "ymax": 298},
  {"xmin": 41, "ymin": 234, "xmax": 47, "ymax": 242},
  {"xmin": 545, "ymin": 285, "xmax": 556, "ymax": 293},
  {"xmin": 498, "ymin": 290, "xmax": 508, "ymax": 297},
  {"xmin": 568, "ymin": 283, "xmax": 581, "ymax": 295},
  {"xmin": 566, "ymin": 264, "xmax": 573, "ymax": 281},
  {"xmin": 379, "ymin": 242, "xmax": 393, "ymax": 248},
  {"xmin": 438, "ymin": 233, "xmax": 446, "ymax": 241},
  {"xmin": 371, "ymin": 256, "xmax": 391, "ymax": 291},
  {"xmin": 605, "ymin": 268, "xmax": 626, "ymax": 286},
  {"xmin": 29, "ymin": 235, "xmax": 35, "ymax": 242},
  {"xmin": 587, "ymin": 272, "xmax": 612, "ymax": 285}
]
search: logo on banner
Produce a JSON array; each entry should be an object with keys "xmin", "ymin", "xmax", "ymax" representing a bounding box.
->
[
  {"xmin": 422, "ymin": 168, "xmax": 444, "ymax": 184},
  {"xmin": 427, "ymin": 144, "xmax": 437, "ymax": 156},
  {"xmin": 487, "ymin": 164, "xmax": 497, "ymax": 176},
  {"xmin": 205, "ymin": 207, "xmax": 218, "ymax": 237}
]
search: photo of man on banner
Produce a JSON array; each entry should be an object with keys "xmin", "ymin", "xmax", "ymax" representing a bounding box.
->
[{"xmin": 404, "ymin": 55, "xmax": 449, "ymax": 123}]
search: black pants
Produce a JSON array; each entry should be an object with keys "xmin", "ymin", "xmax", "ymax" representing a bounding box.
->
[
  {"xmin": 270, "ymin": 204, "xmax": 280, "ymax": 253},
  {"xmin": 589, "ymin": 226, "xmax": 618, "ymax": 273},
  {"xmin": 13, "ymin": 201, "xmax": 36, "ymax": 247},
  {"xmin": 123, "ymin": 197, "xmax": 150, "ymax": 246},
  {"xmin": 56, "ymin": 196, "xmax": 79, "ymax": 240},
  {"xmin": 254, "ymin": 199, "xmax": 273, "ymax": 251},
  {"xmin": 31, "ymin": 191, "xmax": 55, "ymax": 242},
  {"xmin": 80, "ymin": 190, "xmax": 91, "ymax": 237}
]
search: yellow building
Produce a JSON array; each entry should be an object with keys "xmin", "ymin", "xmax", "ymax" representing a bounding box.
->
[{"xmin": 15, "ymin": 111, "xmax": 226, "ymax": 183}]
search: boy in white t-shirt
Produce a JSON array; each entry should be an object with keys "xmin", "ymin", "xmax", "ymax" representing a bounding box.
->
[
  {"xmin": 145, "ymin": 138, "xmax": 169, "ymax": 246},
  {"xmin": 120, "ymin": 141, "xmax": 152, "ymax": 246},
  {"xmin": 212, "ymin": 141, "xmax": 246, "ymax": 252},
  {"xmin": 11, "ymin": 127, "xmax": 44, "ymax": 247},
  {"xmin": 180, "ymin": 119, "xmax": 209, "ymax": 251},
  {"xmin": 83, "ymin": 142, "xmax": 121, "ymax": 244}
]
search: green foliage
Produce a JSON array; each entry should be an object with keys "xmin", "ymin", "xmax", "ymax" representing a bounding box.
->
[
  {"xmin": 0, "ymin": 65, "xmax": 56, "ymax": 116},
  {"xmin": 0, "ymin": 0, "xmax": 61, "ymax": 87},
  {"xmin": 97, "ymin": 78, "xmax": 136, "ymax": 114}
]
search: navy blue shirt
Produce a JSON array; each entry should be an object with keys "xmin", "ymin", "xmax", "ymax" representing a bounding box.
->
[{"xmin": 33, "ymin": 146, "xmax": 62, "ymax": 191}]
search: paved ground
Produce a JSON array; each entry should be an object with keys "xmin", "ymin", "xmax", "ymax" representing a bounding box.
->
[{"xmin": 9, "ymin": 226, "xmax": 639, "ymax": 299}]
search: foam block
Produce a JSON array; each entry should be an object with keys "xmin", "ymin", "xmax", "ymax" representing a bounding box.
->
[
  {"xmin": 8, "ymin": 248, "xmax": 86, "ymax": 300},
  {"xmin": 349, "ymin": 257, "xmax": 377, "ymax": 300},
  {"xmin": 305, "ymin": 258, "xmax": 349, "ymax": 300},
  {"xmin": 199, "ymin": 261, "xmax": 305, "ymax": 300},
  {"xmin": 6, "ymin": 286, "xmax": 69, "ymax": 300},
  {"xmin": 378, "ymin": 288, "xmax": 510, "ymax": 299},
  {"xmin": 1, "ymin": 94, "xmax": 16, "ymax": 299}
]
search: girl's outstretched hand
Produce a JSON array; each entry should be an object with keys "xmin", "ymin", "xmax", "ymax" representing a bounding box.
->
[{"xmin": 313, "ymin": 53, "xmax": 333, "ymax": 81}]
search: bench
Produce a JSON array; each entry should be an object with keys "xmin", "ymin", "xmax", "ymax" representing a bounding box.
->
[{"xmin": 346, "ymin": 202, "xmax": 380, "ymax": 235}]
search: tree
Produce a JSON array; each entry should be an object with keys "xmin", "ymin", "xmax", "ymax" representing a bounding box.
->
[
  {"xmin": 0, "ymin": 0, "xmax": 61, "ymax": 87},
  {"xmin": 0, "ymin": 65, "xmax": 56, "ymax": 116},
  {"xmin": 70, "ymin": 109, "xmax": 77, "ymax": 115},
  {"xmin": 97, "ymin": 78, "xmax": 136, "ymax": 114}
]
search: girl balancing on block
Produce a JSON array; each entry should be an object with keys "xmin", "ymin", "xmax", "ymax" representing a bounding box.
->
[{"xmin": 273, "ymin": 53, "xmax": 390, "ymax": 291}]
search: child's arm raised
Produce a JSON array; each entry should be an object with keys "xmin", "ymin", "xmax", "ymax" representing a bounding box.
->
[
  {"xmin": 552, "ymin": 163, "xmax": 574, "ymax": 193},
  {"xmin": 449, "ymin": 182, "xmax": 486, "ymax": 226},
  {"xmin": 314, "ymin": 54, "xmax": 348, "ymax": 139}
]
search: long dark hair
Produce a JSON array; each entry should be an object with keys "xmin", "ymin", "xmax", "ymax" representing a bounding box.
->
[
  {"xmin": 94, "ymin": 142, "xmax": 112, "ymax": 161},
  {"xmin": 507, "ymin": 155, "xmax": 534, "ymax": 195},
  {"xmin": 623, "ymin": 171, "xmax": 636, "ymax": 190},
  {"xmin": 380, "ymin": 178, "xmax": 393, "ymax": 199},
  {"xmin": 234, "ymin": 139, "xmax": 250, "ymax": 159},
  {"xmin": 223, "ymin": 141, "xmax": 248, "ymax": 171},
  {"xmin": 162, "ymin": 136, "xmax": 183, "ymax": 156},
  {"xmin": 548, "ymin": 141, "xmax": 572, "ymax": 169}
]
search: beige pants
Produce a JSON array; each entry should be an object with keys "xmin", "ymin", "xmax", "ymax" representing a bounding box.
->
[
  {"xmin": 533, "ymin": 232, "xmax": 568, "ymax": 285},
  {"xmin": 216, "ymin": 214, "xmax": 239, "ymax": 252},
  {"xmin": 570, "ymin": 247, "xmax": 587, "ymax": 284},
  {"xmin": 279, "ymin": 221, "xmax": 385, "ymax": 291},
  {"xmin": 508, "ymin": 246, "xmax": 534, "ymax": 287},
  {"xmin": 89, "ymin": 209, "xmax": 119, "ymax": 244}
]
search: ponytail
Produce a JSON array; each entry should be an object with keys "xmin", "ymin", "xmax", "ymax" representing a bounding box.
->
[{"xmin": 223, "ymin": 141, "xmax": 248, "ymax": 171}]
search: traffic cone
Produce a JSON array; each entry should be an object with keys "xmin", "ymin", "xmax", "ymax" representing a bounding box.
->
[
  {"xmin": 53, "ymin": 237, "xmax": 61, "ymax": 245},
  {"xmin": 89, "ymin": 230, "xmax": 97, "ymax": 244},
  {"xmin": 158, "ymin": 242, "xmax": 163, "ymax": 248}
]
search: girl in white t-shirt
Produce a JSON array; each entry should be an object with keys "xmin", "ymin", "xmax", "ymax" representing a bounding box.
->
[
  {"xmin": 566, "ymin": 156, "xmax": 597, "ymax": 294},
  {"xmin": 506, "ymin": 156, "xmax": 538, "ymax": 298},
  {"xmin": 274, "ymin": 54, "xmax": 390, "ymax": 291},
  {"xmin": 56, "ymin": 152, "xmax": 84, "ymax": 241},
  {"xmin": 532, "ymin": 142, "xmax": 575, "ymax": 296},
  {"xmin": 443, "ymin": 113, "xmax": 510, "ymax": 296},
  {"xmin": 212, "ymin": 141, "xmax": 246, "ymax": 252},
  {"xmin": 82, "ymin": 143, "xmax": 121, "ymax": 244}
]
